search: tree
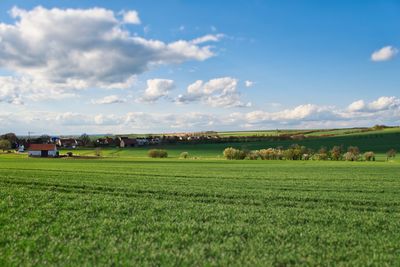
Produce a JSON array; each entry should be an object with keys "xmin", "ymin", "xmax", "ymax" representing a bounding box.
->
[
  {"xmin": 36, "ymin": 135, "xmax": 51, "ymax": 144},
  {"xmin": 1, "ymin": 133, "xmax": 18, "ymax": 149},
  {"xmin": 79, "ymin": 133, "xmax": 91, "ymax": 146},
  {"xmin": 0, "ymin": 139, "xmax": 11, "ymax": 152},
  {"xmin": 364, "ymin": 151, "xmax": 375, "ymax": 161},
  {"xmin": 1, "ymin": 133, "xmax": 18, "ymax": 143},
  {"xmin": 330, "ymin": 146, "xmax": 342, "ymax": 161},
  {"xmin": 94, "ymin": 147, "xmax": 103, "ymax": 157},
  {"xmin": 347, "ymin": 146, "xmax": 360, "ymax": 156},
  {"xmin": 387, "ymin": 149, "xmax": 397, "ymax": 161}
]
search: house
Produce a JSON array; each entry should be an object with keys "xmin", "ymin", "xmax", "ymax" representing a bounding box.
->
[
  {"xmin": 17, "ymin": 145, "xmax": 25, "ymax": 152},
  {"xmin": 136, "ymin": 138, "xmax": 149, "ymax": 146},
  {"xmin": 96, "ymin": 137, "xmax": 115, "ymax": 146},
  {"xmin": 119, "ymin": 138, "xmax": 137, "ymax": 148},
  {"xmin": 28, "ymin": 144, "xmax": 59, "ymax": 157},
  {"xmin": 57, "ymin": 138, "xmax": 78, "ymax": 148}
]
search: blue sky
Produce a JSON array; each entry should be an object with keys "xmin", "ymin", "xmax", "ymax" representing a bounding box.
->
[{"xmin": 0, "ymin": 0, "xmax": 399, "ymax": 134}]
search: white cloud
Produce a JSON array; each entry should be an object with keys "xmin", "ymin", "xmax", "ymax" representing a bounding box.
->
[
  {"xmin": 177, "ymin": 77, "xmax": 251, "ymax": 108},
  {"xmin": 371, "ymin": 46, "xmax": 398, "ymax": 62},
  {"xmin": 348, "ymin": 96, "xmax": 400, "ymax": 112},
  {"xmin": 121, "ymin": 10, "xmax": 141, "ymax": 24},
  {"xmin": 2, "ymin": 96, "xmax": 400, "ymax": 134},
  {"xmin": 244, "ymin": 80, "xmax": 254, "ymax": 88},
  {"xmin": 0, "ymin": 76, "xmax": 77, "ymax": 104},
  {"xmin": 91, "ymin": 95, "xmax": 126, "ymax": 104},
  {"xmin": 348, "ymin": 99, "xmax": 365, "ymax": 112},
  {"xmin": 368, "ymin": 96, "xmax": 400, "ymax": 111},
  {"xmin": 0, "ymin": 6, "xmax": 222, "ymax": 103},
  {"xmin": 191, "ymin": 34, "xmax": 225, "ymax": 45},
  {"xmin": 140, "ymin": 79, "xmax": 175, "ymax": 102}
]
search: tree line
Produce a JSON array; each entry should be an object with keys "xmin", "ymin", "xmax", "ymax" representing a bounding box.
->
[{"xmin": 223, "ymin": 145, "xmax": 397, "ymax": 161}]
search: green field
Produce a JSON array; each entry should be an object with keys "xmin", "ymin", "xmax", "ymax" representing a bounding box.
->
[
  {"xmin": 1, "ymin": 128, "xmax": 400, "ymax": 265},
  {"xmin": 1, "ymin": 156, "xmax": 400, "ymax": 266},
  {"xmin": 53, "ymin": 128, "xmax": 400, "ymax": 161}
]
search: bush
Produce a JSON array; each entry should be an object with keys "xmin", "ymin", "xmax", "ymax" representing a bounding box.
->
[
  {"xmin": 148, "ymin": 149, "xmax": 168, "ymax": 158},
  {"xmin": 330, "ymin": 146, "xmax": 342, "ymax": 161},
  {"xmin": 0, "ymin": 139, "xmax": 11, "ymax": 152},
  {"xmin": 344, "ymin": 152, "xmax": 359, "ymax": 161},
  {"xmin": 364, "ymin": 151, "xmax": 375, "ymax": 161},
  {"xmin": 223, "ymin": 147, "xmax": 247, "ymax": 160},
  {"xmin": 66, "ymin": 152, "xmax": 73, "ymax": 157},
  {"xmin": 259, "ymin": 148, "xmax": 283, "ymax": 160},
  {"xmin": 314, "ymin": 153, "xmax": 328, "ymax": 161},
  {"xmin": 387, "ymin": 149, "xmax": 396, "ymax": 161},
  {"xmin": 95, "ymin": 147, "xmax": 102, "ymax": 157},
  {"xmin": 347, "ymin": 146, "xmax": 360, "ymax": 156},
  {"xmin": 180, "ymin": 152, "xmax": 189, "ymax": 159},
  {"xmin": 246, "ymin": 150, "xmax": 259, "ymax": 160}
]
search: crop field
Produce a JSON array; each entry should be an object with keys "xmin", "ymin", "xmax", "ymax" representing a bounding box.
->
[
  {"xmin": 53, "ymin": 128, "xmax": 400, "ymax": 161},
  {"xmin": 1, "ymin": 155, "xmax": 400, "ymax": 266}
]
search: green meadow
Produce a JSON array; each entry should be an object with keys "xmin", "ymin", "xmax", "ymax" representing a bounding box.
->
[{"xmin": 1, "ymin": 128, "xmax": 399, "ymax": 265}]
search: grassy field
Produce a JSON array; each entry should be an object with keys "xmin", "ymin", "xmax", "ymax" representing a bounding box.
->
[
  {"xmin": 1, "ymin": 156, "xmax": 400, "ymax": 266},
  {"xmin": 52, "ymin": 128, "xmax": 400, "ymax": 161},
  {"xmin": 1, "ymin": 128, "xmax": 399, "ymax": 265}
]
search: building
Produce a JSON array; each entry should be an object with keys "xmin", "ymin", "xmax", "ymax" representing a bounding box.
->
[
  {"xmin": 119, "ymin": 138, "xmax": 137, "ymax": 148},
  {"xmin": 57, "ymin": 138, "xmax": 78, "ymax": 148},
  {"xmin": 28, "ymin": 144, "xmax": 59, "ymax": 157}
]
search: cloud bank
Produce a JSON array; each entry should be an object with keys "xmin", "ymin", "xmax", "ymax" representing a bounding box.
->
[
  {"xmin": 3, "ymin": 96, "xmax": 399, "ymax": 134},
  {"xmin": 0, "ymin": 6, "xmax": 222, "ymax": 102}
]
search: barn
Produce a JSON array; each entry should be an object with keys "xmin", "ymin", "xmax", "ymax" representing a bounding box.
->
[{"xmin": 28, "ymin": 144, "xmax": 59, "ymax": 157}]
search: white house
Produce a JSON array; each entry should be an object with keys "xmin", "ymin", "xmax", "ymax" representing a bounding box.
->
[{"xmin": 28, "ymin": 144, "xmax": 59, "ymax": 157}]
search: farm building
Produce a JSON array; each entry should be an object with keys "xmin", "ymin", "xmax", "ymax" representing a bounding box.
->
[
  {"xmin": 28, "ymin": 144, "xmax": 59, "ymax": 157},
  {"xmin": 119, "ymin": 138, "xmax": 137, "ymax": 148},
  {"xmin": 57, "ymin": 138, "xmax": 78, "ymax": 148}
]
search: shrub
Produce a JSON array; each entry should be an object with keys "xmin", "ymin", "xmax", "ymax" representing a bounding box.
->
[
  {"xmin": 330, "ymin": 146, "xmax": 342, "ymax": 161},
  {"xmin": 148, "ymin": 149, "xmax": 168, "ymax": 158},
  {"xmin": 0, "ymin": 139, "xmax": 11, "ymax": 152},
  {"xmin": 314, "ymin": 153, "xmax": 328, "ymax": 161},
  {"xmin": 364, "ymin": 151, "xmax": 375, "ymax": 161},
  {"xmin": 66, "ymin": 152, "xmax": 73, "ymax": 157},
  {"xmin": 223, "ymin": 147, "xmax": 247, "ymax": 160},
  {"xmin": 344, "ymin": 152, "xmax": 359, "ymax": 161},
  {"xmin": 347, "ymin": 146, "xmax": 360, "ymax": 156},
  {"xmin": 259, "ymin": 148, "xmax": 283, "ymax": 160},
  {"xmin": 95, "ymin": 147, "xmax": 102, "ymax": 157},
  {"xmin": 387, "ymin": 149, "xmax": 396, "ymax": 161},
  {"xmin": 246, "ymin": 150, "xmax": 259, "ymax": 160},
  {"xmin": 180, "ymin": 152, "xmax": 189, "ymax": 159}
]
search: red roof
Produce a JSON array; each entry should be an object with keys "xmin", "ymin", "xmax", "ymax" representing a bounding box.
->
[{"xmin": 29, "ymin": 144, "xmax": 57, "ymax": 151}]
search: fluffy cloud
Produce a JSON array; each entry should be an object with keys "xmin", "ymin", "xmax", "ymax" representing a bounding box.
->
[
  {"xmin": 244, "ymin": 80, "xmax": 254, "ymax": 88},
  {"xmin": 0, "ymin": 6, "xmax": 222, "ymax": 103},
  {"xmin": 177, "ymin": 77, "xmax": 251, "ymax": 108},
  {"xmin": 191, "ymin": 34, "xmax": 224, "ymax": 45},
  {"xmin": 371, "ymin": 46, "xmax": 398, "ymax": 62},
  {"xmin": 140, "ymin": 79, "xmax": 175, "ymax": 102},
  {"xmin": 348, "ymin": 96, "xmax": 400, "ymax": 112},
  {"xmin": 91, "ymin": 95, "xmax": 126, "ymax": 104},
  {"xmin": 0, "ymin": 76, "xmax": 77, "ymax": 104},
  {"xmin": 2, "ymin": 96, "xmax": 400, "ymax": 134},
  {"xmin": 121, "ymin": 10, "xmax": 141, "ymax": 24}
]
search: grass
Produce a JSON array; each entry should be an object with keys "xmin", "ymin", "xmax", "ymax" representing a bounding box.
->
[
  {"xmin": 1, "ymin": 156, "xmax": 400, "ymax": 265},
  {"xmin": 54, "ymin": 128, "xmax": 400, "ymax": 161}
]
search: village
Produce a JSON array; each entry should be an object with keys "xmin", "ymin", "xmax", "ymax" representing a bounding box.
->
[{"xmin": 0, "ymin": 132, "xmax": 222, "ymax": 157}]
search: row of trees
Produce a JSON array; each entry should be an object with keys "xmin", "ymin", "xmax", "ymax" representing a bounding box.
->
[{"xmin": 223, "ymin": 145, "xmax": 397, "ymax": 161}]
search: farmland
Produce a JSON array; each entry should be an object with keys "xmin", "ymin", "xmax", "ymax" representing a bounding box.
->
[
  {"xmin": 1, "ymin": 155, "xmax": 400, "ymax": 265},
  {"xmin": 54, "ymin": 127, "xmax": 400, "ymax": 160},
  {"xmin": 1, "ymin": 128, "xmax": 400, "ymax": 265}
]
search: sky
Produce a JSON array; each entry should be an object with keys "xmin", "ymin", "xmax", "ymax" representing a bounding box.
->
[{"xmin": 0, "ymin": 0, "xmax": 399, "ymax": 135}]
